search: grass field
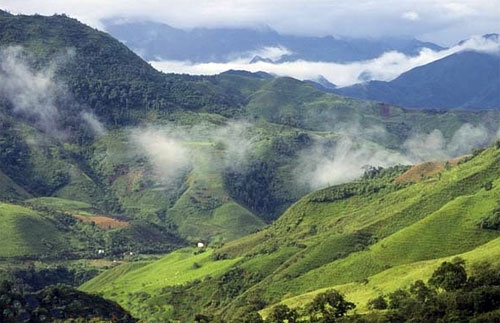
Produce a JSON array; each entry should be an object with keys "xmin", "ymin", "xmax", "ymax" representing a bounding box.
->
[
  {"xmin": 81, "ymin": 248, "xmax": 242, "ymax": 318},
  {"xmin": 81, "ymin": 145, "xmax": 500, "ymax": 321},
  {"xmin": 267, "ymin": 234, "xmax": 500, "ymax": 317},
  {"xmin": 0, "ymin": 202, "xmax": 70, "ymax": 257}
]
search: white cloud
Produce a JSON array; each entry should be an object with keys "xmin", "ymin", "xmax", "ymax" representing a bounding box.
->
[
  {"xmin": 2, "ymin": 0, "xmax": 499, "ymax": 45},
  {"xmin": 0, "ymin": 47, "xmax": 58, "ymax": 127},
  {"xmin": 402, "ymin": 11, "xmax": 420, "ymax": 21},
  {"xmin": 294, "ymin": 133, "xmax": 410, "ymax": 189},
  {"xmin": 295, "ymin": 122, "xmax": 500, "ymax": 190},
  {"xmin": 81, "ymin": 111, "xmax": 106, "ymax": 136},
  {"xmin": 150, "ymin": 35, "xmax": 500, "ymax": 87},
  {"xmin": 403, "ymin": 124, "xmax": 496, "ymax": 163},
  {"xmin": 440, "ymin": 2, "xmax": 476, "ymax": 18},
  {"xmin": 130, "ymin": 128, "xmax": 192, "ymax": 182}
]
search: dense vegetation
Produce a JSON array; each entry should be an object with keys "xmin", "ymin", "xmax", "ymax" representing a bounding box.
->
[
  {"xmin": 363, "ymin": 258, "xmax": 500, "ymax": 322},
  {"xmin": 82, "ymin": 143, "xmax": 500, "ymax": 321},
  {"xmin": 0, "ymin": 280, "xmax": 136, "ymax": 322},
  {"xmin": 2, "ymin": 11, "xmax": 500, "ymax": 240},
  {"xmin": 2, "ymin": 11, "xmax": 500, "ymax": 322}
]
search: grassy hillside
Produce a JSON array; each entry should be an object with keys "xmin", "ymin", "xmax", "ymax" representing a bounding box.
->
[
  {"xmin": 0, "ymin": 202, "xmax": 71, "ymax": 258},
  {"xmin": 81, "ymin": 248, "xmax": 242, "ymax": 320},
  {"xmin": 82, "ymin": 143, "xmax": 500, "ymax": 321},
  {"xmin": 270, "ymin": 234, "xmax": 500, "ymax": 315},
  {"xmin": 0, "ymin": 197, "xmax": 186, "ymax": 260},
  {"xmin": 3, "ymin": 12, "xmax": 500, "ymax": 245},
  {"xmin": 1, "ymin": 12, "xmax": 500, "ymax": 321}
]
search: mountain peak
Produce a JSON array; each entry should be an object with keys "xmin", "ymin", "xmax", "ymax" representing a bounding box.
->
[
  {"xmin": 483, "ymin": 33, "xmax": 500, "ymax": 42},
  {"xmin": 0, "ymin": 9, "xmax": 12, "ymax": 16},
  {"xmin": 457, "ymin": 33, "xmax": 500, "ymax": 46}
]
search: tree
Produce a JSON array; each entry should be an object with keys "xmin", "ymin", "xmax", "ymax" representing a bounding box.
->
[
  {"xmin": 236, "ymin": 311, "xmax": 264, "ymax": 323},
  {"xmin": 307, "ymin": 289, "xmax": 355, "ymax": 322},
  {"xmin": 387, "ymin": 289, "xmax": 411, "ymax": 310},
  {"xmin": 266, "ymin": 304, "xmax": 298, "ymax": 323},
  {"xmin": 429, "ymin": 258, "xmax": 467, "ymax": 291},
  {"xmin": 367, "ymin": 296, "xmax": 387, "ymax": 310}
]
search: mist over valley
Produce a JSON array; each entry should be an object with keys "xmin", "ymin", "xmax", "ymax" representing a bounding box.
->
[{"xmin": 0, "ymin": 4, "xmax": 499, "ymax": 322}]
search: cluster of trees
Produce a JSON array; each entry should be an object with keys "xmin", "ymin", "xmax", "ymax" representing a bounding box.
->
[
  {"xmin": 192, "ymin": 289, "xmax": 355, "ymax": 323},
  {"xmin": 0, "ymin": 281, "xmax": 136, "ymax": 322},
  {"xmin": 478, "ymin": 204, "xmax": 500, "ymax": 230},
  {"xmin": 223, "ymin": 160, "xmax": 289, "ymax": 222},
  {"xmin": 10, "ymin": 265, "xmax": 98, "ymax": 293},
  {"xmin": 187, "ymin": 258, "xmax": 500, "ymax": 323},
  {"xmin": 367, "ymin": 258, "xmax": 500, "ymax": 322},
  {"xmin": 310, "ymin": 165, "xmax": 410, "ymax": 203},
  {"xmin": 264, "ymin": 290, "xmax": 355, "ymax": 323}
]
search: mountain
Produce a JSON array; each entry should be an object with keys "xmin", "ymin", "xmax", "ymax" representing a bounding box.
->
[
  {"xmin": 336, "ymin": 48, "xmax": 500, "ymax": 109},
  {"xmin": 2, "ymin": 11, "xmax": 500, "ymax": 322},
  {"xmin": 103, "ymin": 20, "xmax": 444, "ymax": 63},
  {"xmin": 82, "ymin": 144, "xmax": 500, "ymax": 321},
  {"xmin": 2, "ymin": 12, "xmax": 500, "ymax": 245}
]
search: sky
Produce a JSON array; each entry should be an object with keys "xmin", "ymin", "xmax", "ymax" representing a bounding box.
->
[{"xmin": 2, "ymin": 0, "xmax": 500, "ymax": 46}]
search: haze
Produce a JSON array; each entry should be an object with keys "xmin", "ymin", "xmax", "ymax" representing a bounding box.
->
[{"xmin": 2, "ymin": 0, "xmax": 499, "ymax": 46}]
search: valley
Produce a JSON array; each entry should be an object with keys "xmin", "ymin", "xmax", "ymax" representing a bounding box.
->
[{"xmin": 0, "ymin": 9, "xmax": 499, "ymax": 322}]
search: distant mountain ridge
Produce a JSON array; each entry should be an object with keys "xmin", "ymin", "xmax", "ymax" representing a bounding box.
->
[
  {"xmin": 103, "ymin": 20, "xmax": 444, "ymax": 63},
  {"xmin": 336, "ymin": 46, "xmax": 500, "ymax": 109},
  {"xmin": 3, "ymin": 11, "xmax": 500, "ymax": 322}
]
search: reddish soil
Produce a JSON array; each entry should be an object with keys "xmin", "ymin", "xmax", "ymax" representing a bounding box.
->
[
  {"xmin": 394, "ymin": 156, "xmax": 467, "ymax": 184},
  {"xmin": 74, "ymin": 214, "xmax": 130, "ymax": 230}
]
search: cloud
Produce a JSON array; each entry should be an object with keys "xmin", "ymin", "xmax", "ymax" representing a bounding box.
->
[
  {"xmin": 403, "ymin": 124, "xmax": 495, "ymax": 162},
  {"xmin": 81, "ymin": 111, "xmax": 106, "ymax": 136},
  {"xmin": 0, "ymin": 46, "xmax": 108, "ymax": 139},
  {"xmin": 213, "ymin": 121, "xmax": 256, "ymax": 169},
  {"xmin": 2, "ymin": 0, "xmax": 499, "ymax": 45},
  {"xmin": 403, "ymin": 129, "xmax": 449, "ymax": 162},
  {"xmin": 130, "ymin": 128, "xmax": 192, "ymax": 182},
  {"xmin": 402, "ymin": 11, "xmax": 420, "ymax": 21},
  {"xmin": 0, "ymin": 46, "xmax": 64, "ymax": 136},
  {"xmin": 294, "ymin": 133, "xmax": 410, "ymax": 189},
  {"xmin": 129, "ymin": 120, "xmax": 258, "ymax": 184},
  {"xmin": 295, "ymin": 122, "xmax": 500, "ymax": 190},
  {"xmin": 150, "ymin": 35, "xmax": 500, "ymax": 87}
]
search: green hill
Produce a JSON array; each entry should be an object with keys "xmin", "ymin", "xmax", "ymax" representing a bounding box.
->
[
  {"xmin": 0, "ymin": 199, "xmax": 186, "ymax": 260},
  {"xmin": 2, "ymin": 11, "xmax": 500, "ymax": 245},
  {"xmin": 0, "ymin": 202, "xmax": 70, "ymax": 258},
  {"xmin": 2, "ymin": 13, "xmax": 500, "ymax": 321},
  {"xmin": 81, "ymin": 144, "xmax": 500, "ymax": 321}
]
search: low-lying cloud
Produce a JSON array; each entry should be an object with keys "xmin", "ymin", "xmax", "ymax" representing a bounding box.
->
[
  {"xmin": 213, "ymin": 121, "xmax": 256, "ymax": 169},
  {"xmin": 0, "ymin": 46, "xmax": 63, "ymax": 135},
  {"xmin": 295, "ymin": 135, "xmax": 410, "ymax": 189},
  {"xmin": 0, "ymin": 46, "xmax": 106, "ymax": 139},
  {"xmin": 81, "ymin": 111, "xmax": 106, "ymax": 136},
  {"xmin": 294, "ymin": 122, "xmax": 499, "ymax": 190},
  {"xmin": 404, "ymin": 123, "xmax": 492, "ymax": 162},
  {"xmin": 151, "ymin": 36, "xmax": 500, "ymax": 87},
  {"xmin": 130, "ymin": 128, "xmax": 192, "ymax": 182},
  {"xmin": 129, "ymin": 121, "xmax": 257, "ymax": 183}
]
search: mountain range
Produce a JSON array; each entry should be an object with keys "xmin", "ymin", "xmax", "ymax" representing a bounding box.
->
[
  {"xmin": 336, "ymin": 48, "xmax": 500, "ymax": 109},
  {"xmin": 1, "ymin": 10, "xmax": 500, "ymax": 322},
  {"xmin": 103, "ymin": 20, "xmax": 443, "ymax": 63},
  {"xmin": 105, "ymin": 20, "xmax": 500, "ymax": 110}
]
